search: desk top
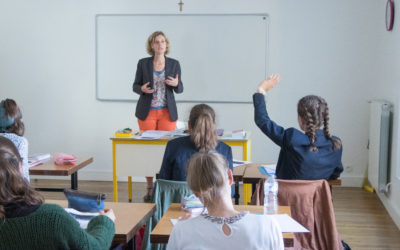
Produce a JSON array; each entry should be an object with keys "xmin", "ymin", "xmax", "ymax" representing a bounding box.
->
[
  {"xmin": 110, "ymin": 132, "xmax": 251, "ymax": 142},
  {"xmin": 29, "ymin": 157, "xmax": 93, "ymax": 176},
  {"xmin": 242, "ymin": 163, "xmax": 342, "ymax": 186},
  {"xmin": 150, "ymin": 203, "xmax": 293, "ymax": 246},
  {"xmin": 47, "ymin": 199, "xmax": 156, "ymax": 244}
]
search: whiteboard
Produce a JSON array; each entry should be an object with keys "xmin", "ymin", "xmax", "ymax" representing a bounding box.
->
[{"xmin": 96, "ymin": 14, "xmax": 269, "ymax": 103}]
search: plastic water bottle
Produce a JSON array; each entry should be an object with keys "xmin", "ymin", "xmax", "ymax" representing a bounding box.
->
[{"xmin": 264, "ymin": 173, "xmax": 278, "ymax": 214}]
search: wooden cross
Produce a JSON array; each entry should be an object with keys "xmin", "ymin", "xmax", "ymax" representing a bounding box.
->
[{"xmin": 178, "ymin": 0, "xmax": 184, "ymax": 12}]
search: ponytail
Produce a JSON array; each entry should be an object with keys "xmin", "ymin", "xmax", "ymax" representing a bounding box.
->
[{"xmin": 189, "ymin": 104, "xmax": 218, "ymax": 151}]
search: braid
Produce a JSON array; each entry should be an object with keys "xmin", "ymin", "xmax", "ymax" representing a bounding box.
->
[
  {"xmin": 304, "ymin": 108, "xmax": 317, "ymax": 152},
  {"xmin": 321, "ymin": 99, "xmax": 341, "ymax": 150}
]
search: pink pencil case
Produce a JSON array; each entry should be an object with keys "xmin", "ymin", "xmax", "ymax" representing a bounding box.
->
[{"xmin": 54, "ymin": 153, "xmax": 76, "ymax": 165}]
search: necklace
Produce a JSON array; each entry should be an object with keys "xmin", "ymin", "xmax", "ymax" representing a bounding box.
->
[{"xmin": 202, "ymin": 211, "xmax": 248, "ymax": 224}]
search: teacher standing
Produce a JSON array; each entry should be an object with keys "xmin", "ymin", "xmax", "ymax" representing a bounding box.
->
[{"xmin": 133, "ymin": 31, "xmax": 184, "ymax": 131}]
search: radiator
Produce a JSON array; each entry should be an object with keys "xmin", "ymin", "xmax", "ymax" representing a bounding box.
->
[{"xmin": 368, "ymin": 100, "xmax": 391, "ymax": 193}]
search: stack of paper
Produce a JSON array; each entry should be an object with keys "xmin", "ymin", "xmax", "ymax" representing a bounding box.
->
[
  {"xmin": 136, "ymin": 130, "xmax": 170, "ymax": 139},
  {"xmin": 28, "ymin": 153, "xmax": 51, "ymax": 167},
  {"xmin": 181, "ymin": 194, "xmax": 204, "ymax": 214}
]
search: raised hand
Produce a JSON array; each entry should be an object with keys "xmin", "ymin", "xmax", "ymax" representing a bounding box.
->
[
  {"xmin": 165, "ymin": 74, "xmax": 179, "ymax": 87},
  {"xmin": 141, "ymin": 82, "xmax": 154, "ymax": 94},
  {"xmin": 257, "ymin": 73, "xmax": 281, "ymax": 94}
]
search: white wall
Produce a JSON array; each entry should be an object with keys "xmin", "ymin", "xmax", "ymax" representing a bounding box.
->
[
  {"xmin": 368, "ymin": 0, "xmax": 400, "ymax": 230},
  {"xmin": 2, "ymin": 0, "xmax": 398, "ymax": 226}
]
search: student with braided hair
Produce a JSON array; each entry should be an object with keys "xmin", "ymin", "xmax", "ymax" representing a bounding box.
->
[{"xmin": 253, "ymin": 73, "xmax": 343, "ymax": 180}]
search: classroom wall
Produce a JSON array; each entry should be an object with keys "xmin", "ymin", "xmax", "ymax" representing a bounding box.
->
[
  {"xmin": 368, "ymin": 0, "xmax": 400, "ymax": 229},
  {"xmin": 1, "ymin": 0, "xmax": 396, "ymax": 223}
]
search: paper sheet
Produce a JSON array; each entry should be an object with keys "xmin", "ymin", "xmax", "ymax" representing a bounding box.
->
[
  {"xmin": 136, "ymin": 130, "xmax": 171, "ymax": 139},
  {"xmin": 269, "ymin": 214, "xmax": 309, "ymax": 233},
  {"xmin": 233, "ymin": 159, "xmax": 251, "ymax": 168},
  {"xmin": 259, "ymin": 164, "xmax": 277, "ymax": 175}
]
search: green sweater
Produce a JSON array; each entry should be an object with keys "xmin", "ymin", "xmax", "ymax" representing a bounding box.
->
[{"xmin": 0, "ymin": 203, "xmax": 115, "ymax": 250}]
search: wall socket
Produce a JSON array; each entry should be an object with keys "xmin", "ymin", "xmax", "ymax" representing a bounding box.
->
[{"xmin": 345, "ymin": 165, "xmax": 353, "ymax": 173}]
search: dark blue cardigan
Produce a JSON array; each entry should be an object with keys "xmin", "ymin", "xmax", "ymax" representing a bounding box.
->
[
  {"xmin": 159, "ymin": 136, "xmax": 233, "ymax": 181},
  {"xmin": 253, "ymin": 93, "xmax": 343, "ymax": 180}
]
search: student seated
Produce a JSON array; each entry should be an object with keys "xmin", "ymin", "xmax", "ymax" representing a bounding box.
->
[
  {"xmin": 253, "ymin": 73, "xmax": 343, "ymax": 180},
  {"xmin": 159, "ymin": 104, "xmax": 233, "ymax": 181},
  {"xmin": 167, "ymin": 151, "xmax": 284, "ymax": 250},
  {"xmin": 0, "ymin": 137, "xmax": 116, "ymax": 250},
  {"xmin": 0, "ymin": 98, "xmax": 29, "ymax": 182}
]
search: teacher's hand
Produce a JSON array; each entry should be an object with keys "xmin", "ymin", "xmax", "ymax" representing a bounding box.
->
[
  {"xmin": 141, "ymin": 82, "xmax": 154, "ymax": 94},
  {"xmin": 257, "ymin": 73, "xmax": 280, "ymax": 94},
  {"xmin": 164, "ymin": 74, "xmax": 179, "ymax": 87}
]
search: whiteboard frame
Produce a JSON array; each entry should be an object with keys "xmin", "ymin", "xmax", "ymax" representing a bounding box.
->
[{"xmin": 95, "ymin": 13, "xmax": 269, "ymax": 104}]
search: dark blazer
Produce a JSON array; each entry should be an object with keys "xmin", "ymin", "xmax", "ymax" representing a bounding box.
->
[
  {"xmin": 132, "ymin": 56, "xmax": 183, "ymax": 121},
  {"xmin": 159, "ymin": 136, "xmax": 234, "ymax": 196},
  {"xmin": 253, "ymin": 93, "xmax": 343, "ymax": 180},
  {"xmin": 159, "ymin": 136, "xmax": 233, "ymax": 180}
]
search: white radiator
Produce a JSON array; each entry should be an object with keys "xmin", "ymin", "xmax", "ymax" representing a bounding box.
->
[{"xmin": 368, "ymin": 100, "xmax": 391, "ymax": 193}]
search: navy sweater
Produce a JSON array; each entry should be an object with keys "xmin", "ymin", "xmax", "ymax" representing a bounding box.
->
[
  {"xmin": 159, "ymin": 136, "xmax": 233, "ymax": 180},
  {"xmin": 253, "ymin": 93, "xmax": 343, "ymax": 180}
]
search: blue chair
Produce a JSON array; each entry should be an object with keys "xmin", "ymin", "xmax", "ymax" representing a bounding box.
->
[{"xmin": 142, "ymin": 179, "xmax": 192, "ymax": 250}]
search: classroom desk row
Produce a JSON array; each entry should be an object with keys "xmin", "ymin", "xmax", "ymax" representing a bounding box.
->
[
  {"xmin": 150, "ymin": 203, "xmax": 294, "ymax": 248},
  {"xmin": 48, "ymin": 200, "xmax": 294, "ymax": 248}
]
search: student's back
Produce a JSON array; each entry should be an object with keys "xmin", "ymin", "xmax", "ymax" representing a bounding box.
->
[
  {"xmin": 253, "ymin": 74, "xmax": 343, "ymax": 181},
  {"xmin": 168, "ymin": 213, "xmax": 282, "ymax": 250},
  {"xmin": 275, "ymin": 128, "xmax": 342, "ymax": 180},
  {"xmin": 159, "ymin": 104, "xmax": 233, "ymax": 181}
]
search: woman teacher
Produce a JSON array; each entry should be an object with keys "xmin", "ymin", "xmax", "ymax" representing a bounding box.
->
[{"xmin": 133, "ymin": 31, "xmax": 184, "ymax": 131}]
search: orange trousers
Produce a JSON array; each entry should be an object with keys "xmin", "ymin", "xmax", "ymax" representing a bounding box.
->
[{"xmin": 138, "ymin": 108, "xmax": 176, "ymax": 131}]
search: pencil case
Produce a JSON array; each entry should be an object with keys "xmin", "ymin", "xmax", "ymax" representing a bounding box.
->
[{"xmin": 64, "ymin": 189, "xmax": 106, "ymax": 212}]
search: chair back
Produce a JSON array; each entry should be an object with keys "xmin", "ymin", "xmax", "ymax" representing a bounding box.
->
[
  {"xmin": 152, "ymin": 179, "xmax": 193, "ymax": 223},
  {"xmin": 251, "ymin": 179, "xmax": 343, "ymax": 250},
  {"xmin": 142, "ymin": 179, "xmax": 192, "ymax": 250},
  {"xmin": 277, "ymin": 179, "xmax": 343, "ymax": 250}
]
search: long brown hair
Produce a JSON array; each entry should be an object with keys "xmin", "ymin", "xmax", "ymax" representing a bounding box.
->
[
  {"xmin": 0, "ymin": 137, "xmax": 43, "ymax": 218},
  {"xmin": 189, "ymin": 104, "xmax": 218, "ymax": 151},
  {"xmin": 297, "ymin": 95, "xmax": 341, "ymax": 152},
  {"xmin": 186, "ymin": 151, "xmax": 229, "ymax": 207},
  {"xmin": 0, "ymin": 99, "xmax": 25, "ymax": 136}
]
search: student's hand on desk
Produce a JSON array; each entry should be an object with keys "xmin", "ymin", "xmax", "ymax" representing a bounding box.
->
[
  {"xmin": 257, "ymin": 73, "xmax": 280, "ymax": 94},
  {"xmin": 100, "ymin": 208, "xmax": 116, "ymax": 222},
  {"xmin": 164, "ymin": 74, "xmax": 179, "ymax": 87},
  {"xmin": 141, "ymin": 82, "xmax": 155, "ymax": 94}
]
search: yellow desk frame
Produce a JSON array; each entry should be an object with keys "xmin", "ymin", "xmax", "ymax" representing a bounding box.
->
[{"xmin": 111, "ymin": 134, "xmax": 251, "ymax": 202}]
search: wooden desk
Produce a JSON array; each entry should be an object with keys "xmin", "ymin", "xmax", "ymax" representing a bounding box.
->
[
  {"xmin": 242, "ymin": 163, "xmax": 342, "ymax": 200},
  {"xmin": 47, "ymin": 199, "xmax": 156, "ymax": 245},
  {"xmin": 110, "ymin": 133, "xmax": 251, "ymax": 202},
  {"xmin": 30, "ymin": 157, "xmax": 93, "ymax": 191},
  {"xmin": 150, "ymin": 203, "xmax": 294, "ymax": 247}
]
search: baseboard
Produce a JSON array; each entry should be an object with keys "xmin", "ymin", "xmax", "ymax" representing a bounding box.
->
[
  {"xmin": 340, "ymin": 176, "xmax": 364, "ymax": 187},
  {"xmin": 376, "ymin": 190, "xmax": 400, "ymax": 230}
]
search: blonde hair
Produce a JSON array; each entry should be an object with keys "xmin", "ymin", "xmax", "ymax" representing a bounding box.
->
[
  {"xmin": 146, "ymin": 31, "xmax": 170, "ymax": 56},
  {"xmin": 189, "ymin": 104, "xmax": 218, "ymax": 151},
  {"xmin": 186, "ymin": 151, "xmax": 229, "ymax": 207},
  {"xmin": 297, "ymin": 95, "xmax": 341, "ymax": 152}
]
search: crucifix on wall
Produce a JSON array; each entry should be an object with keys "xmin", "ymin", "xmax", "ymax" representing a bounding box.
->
[{"xmin": 178, "ymin": 0, "xmax": 184, "ymax": 12}]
